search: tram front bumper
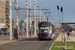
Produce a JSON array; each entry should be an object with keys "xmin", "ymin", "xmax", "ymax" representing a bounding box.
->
[{"xmin": 38, "ymin": 35, "xmax": 52, "ymax": 39}]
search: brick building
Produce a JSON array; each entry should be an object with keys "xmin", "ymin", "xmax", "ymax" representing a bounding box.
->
[{"xmin": 61, "ymin": 23, "xmax": 75, "ymax": 32}]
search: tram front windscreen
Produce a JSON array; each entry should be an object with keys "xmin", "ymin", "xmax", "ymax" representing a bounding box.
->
[{"xmin": 40, "ymin": 27, "xmax": 49, "ymax": 35}]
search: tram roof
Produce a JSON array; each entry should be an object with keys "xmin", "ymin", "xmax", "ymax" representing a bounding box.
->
[{"xmin": 38, "ymin": 22, "xmax": 51, "ymax": 25}]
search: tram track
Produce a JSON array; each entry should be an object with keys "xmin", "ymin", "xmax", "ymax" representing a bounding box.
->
[
  {"xmin": 37, "ymin": 41, "xmax": 49, "ymax": 50},
  {"xmin": 1, "ymin": 41, "xmax": 30, "ymax": 50},
  {"xmin": 22, "ymin": 41, "xmax": 40, "ymax": 50},
  {"xmin": 21, "ymin": 41, "xmax": 49, "ymax": 50}
]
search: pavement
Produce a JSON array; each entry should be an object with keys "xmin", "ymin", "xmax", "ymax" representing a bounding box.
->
[
  {"xmin": 55, "ymin": 33, "xmax": 75, "ymax": 42},
  {"xmin": 0, "ymin": 34, "xmax": 37, "ymax": 45},
  {"xmin": 49, "ymin": 33, "xmax": 75, "ymax": 50}
]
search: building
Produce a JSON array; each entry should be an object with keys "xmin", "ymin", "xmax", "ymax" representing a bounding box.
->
[
  {"xmin": 61, "ymin": 23, "xmax": 75, "ymax": 32},
  {"xmin": 0, "ymin": 0, "xmax": 10, "ymax": 31}
]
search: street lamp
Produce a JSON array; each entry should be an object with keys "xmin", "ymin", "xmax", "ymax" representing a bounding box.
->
[
  {"xmin": 45, "ymin": 12, "xmax": 51, "ymax": 22},
  {"xmin": 57, "ymin": 5, "xmax": 60, "ymax": 24},
  {"xmin": 57, "ymin": 5, "xmax": 60, "ymax": 33},
  {"xmin": 60, "ymin": 7, "xmax": 63, "ymax": 25}
]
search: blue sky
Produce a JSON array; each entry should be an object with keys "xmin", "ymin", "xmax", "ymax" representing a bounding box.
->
[{"xmin": 12, "ymin": 0, "xmax": 75, "ymax": 24}]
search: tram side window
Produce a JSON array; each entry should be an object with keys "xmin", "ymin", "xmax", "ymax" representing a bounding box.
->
[{"xmin": 49, "ymin": 26, "xmax": 52, "ymax": 34}]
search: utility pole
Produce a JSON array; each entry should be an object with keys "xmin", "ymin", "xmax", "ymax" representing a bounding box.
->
[
  {"xmin": 43, "ymin": 13, "xmax": 45, "ymax": 21},
  {"xmin": 29, "ymin": 0, "xmax": 31, "ymax": 37},
  {"xmin": 16, "ymin": 0, "xmax": 18, "ymax": 39},
  {"xmin": 34, "ymin": 0, "xmax": 36, "ymax": 36},
  {"xmin": 40, "ymin": 0, "xmax": 41, "ymax": 22},
  {"xmin": 26, "ymin": 0, "xmax": 28, "ymax": 37},
  {"xmin": 37, "ymin": 6, "xmax": 39, "ymax": 31},
  {"xmin": 42, "ymin": 10, "xmax": 43, "ymax": 22},
  {"xmin": 10, "ymin": 0, "xmax": 12, "ymax": 40}
]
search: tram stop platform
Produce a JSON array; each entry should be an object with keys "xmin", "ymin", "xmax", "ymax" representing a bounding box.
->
[{"xmin": 55, "ymin": 33, "xmax": 75, "ymax": 42}]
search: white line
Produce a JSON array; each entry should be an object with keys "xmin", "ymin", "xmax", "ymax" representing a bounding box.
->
[{"xmin": 49, "ymin": 38, "xmax": 55, "ymax": 50}]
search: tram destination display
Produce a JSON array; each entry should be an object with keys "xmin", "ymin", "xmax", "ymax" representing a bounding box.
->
[{"xmin": 41, "ymin": 24, "xmax": 48, "ymax": 26}]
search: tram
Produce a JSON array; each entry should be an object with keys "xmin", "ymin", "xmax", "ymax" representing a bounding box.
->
[{"xmin": 38, "ymin": 22, "xmax": 55, "ymax": 40}]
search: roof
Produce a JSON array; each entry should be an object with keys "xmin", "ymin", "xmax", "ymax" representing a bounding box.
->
[
  {"xmin": 69, "ymin": 25, "xmax": 74, "ymax": 29},
  {"xmin": 61, "ymin": 24, "xmax": 75, "ymax": 29},
  {"xmin": 61, "ymin": 23, "xmax": 75, "ymax": 24},
  {"xmin": 21, "ymin": 20, "xmax": 24, "ymax": 23}
]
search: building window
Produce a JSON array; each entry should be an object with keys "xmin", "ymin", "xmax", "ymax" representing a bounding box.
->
[{"xmin": 65, "ymin": 26, "xmax": 69, "ymax": 32}]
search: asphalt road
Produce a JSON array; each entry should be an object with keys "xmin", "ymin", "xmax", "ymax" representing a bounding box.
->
[{"xmin": 0, "ymin": 34, "xmax": 59, "ymax": 50}]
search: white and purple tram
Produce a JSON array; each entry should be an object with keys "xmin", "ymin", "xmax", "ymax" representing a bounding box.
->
[{"xmin": 38, "ymin": 22, "xmax": 55, "ymax": 40}]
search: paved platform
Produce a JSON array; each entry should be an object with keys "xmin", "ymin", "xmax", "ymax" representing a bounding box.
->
[
  {"xmin": 0, "ymin": 34, "xmax": 37, "ymax": 45},
  {"xmin": 55, "ymin": 33, "xmax": 75, "ymax": 42}
]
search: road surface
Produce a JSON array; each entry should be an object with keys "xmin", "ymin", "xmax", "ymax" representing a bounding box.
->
[{"xmin": 0, "ymin": 34, "xmax": 59, "ymax": 50}]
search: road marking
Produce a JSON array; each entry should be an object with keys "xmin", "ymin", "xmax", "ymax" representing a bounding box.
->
[
  {"xmin": 22, "ymin": 41, "xmax": 40, "ymax": 50},
  {"xmin": 2, "ymin": 41, "xmax": 30, "ymax": 50},
  {"xmin": 37, "ymin": 41, "xmax": 49, "ymax": 50}
]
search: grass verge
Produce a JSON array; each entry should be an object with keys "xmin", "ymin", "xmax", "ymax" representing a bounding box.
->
[{"xmin": 51, "ymin": 41, "xmax": 75, "ymax": 50}]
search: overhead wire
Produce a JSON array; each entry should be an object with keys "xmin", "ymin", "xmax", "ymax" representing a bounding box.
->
[{"xmin": 18, "ymin": 2, "xmax": 25, "ymax": 7}]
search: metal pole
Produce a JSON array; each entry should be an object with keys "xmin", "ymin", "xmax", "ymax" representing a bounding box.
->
[
  {"xmin": 42, "ymin": 10, "xmax": 43, "ymax": 22},
  {"xmin": 10, "ymin": 0, "xmax": 12, "ymax": 40},
  {"xmin": 26, "ymin": 0, "xmax": 28, "ymax": 37},
  {"xmin": 47, "ymin": 18, "xmax": 48, "ymax": 22},
  {"xmin": 58, "ymin": 10, "xmax": 60, "ymax": 33},
  {"xmin": 16, "ymin": 0, "xmax": 18, "ymax": 39},
  {"xmin": 62, "ymin": 12, "xmax": 63, "ymax": 25},
  {"xmin": 37, "ymin": 6, "xmax": 39, "ymax": 30},
  {"xmin": 29, "ymin": 0, "xmax": 31, "ymax": 37},
  {"xmin": 40, "ymin": 0, "xmax": 41, "ymax": 22},
  {"xmin": 44, "ymin": 13, "xmax": 45, "ymax": 21},
  {"xmin": 58, "ymin": 11, "xmax": 60, "ymax": 25},
  {"xmin": 43, "ymin": 13, "xmax": 45, "ymax": 21},
  {"xmin": 34, "ymin": 0, "xmax": 36, "ymax": 36}
]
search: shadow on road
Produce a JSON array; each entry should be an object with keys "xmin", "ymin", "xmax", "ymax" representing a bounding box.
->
[
  {"xmin": 19, "ymin": 37, "xmax": 39, "ymax": 41},
  {"xmin": 19, "ymin": 37, "xmax": 54, "ymax": 41},
  {"xmin": 19, "ymin": 33, "xmax": 59, "ymax": 41}
]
